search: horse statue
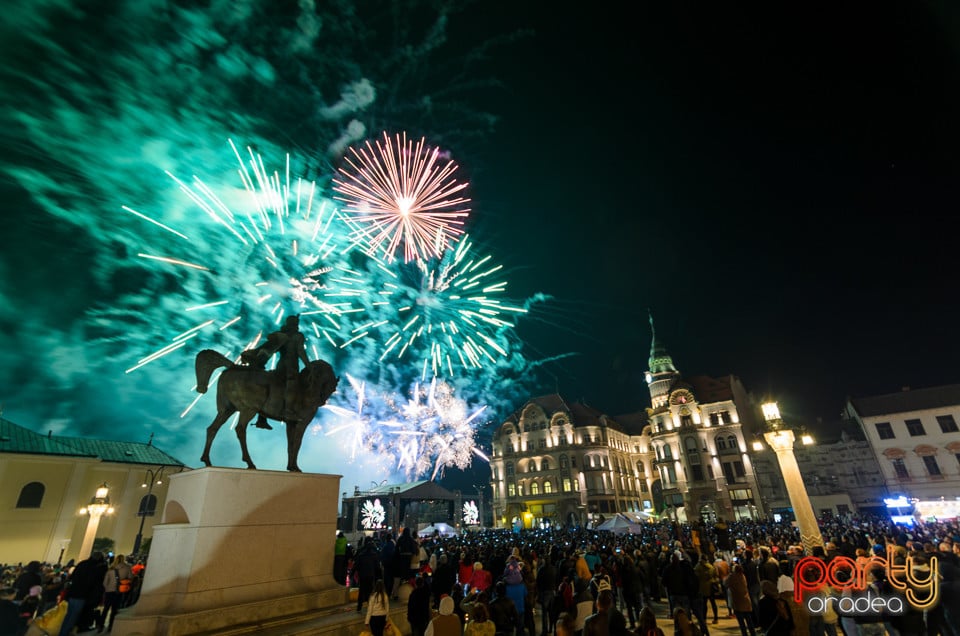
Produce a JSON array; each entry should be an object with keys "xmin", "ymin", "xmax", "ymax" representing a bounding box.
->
[{"xmin": 195, "ymin": 349, "xmax": 339, "ymax": 472}]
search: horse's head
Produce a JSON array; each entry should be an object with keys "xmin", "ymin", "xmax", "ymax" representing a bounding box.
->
[{"xmin": 303, "ymin": 359, "xmax": 340, "ymax": 407}]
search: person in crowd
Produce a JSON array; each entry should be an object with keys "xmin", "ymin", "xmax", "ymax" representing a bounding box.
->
[
  {"xmin": 0, "ymin": 586, "xmax": 28, "ymax": 636},
  {"xmin": 365, "ymin": 579, "xmax": 390, "ymax": 636},
  {"xmin": 58, "ymin": 551, "xmax": 107, "ymax": 636},
  {"xmin": 583, "ymin": 589, "xmax": 627, "ymax": 636},
  {"xmin": 97, "ymin": 553, "xmax": 133, "ymax": 633},
  {"xmin": 694, "ymin": 551, "xmax": 719, "ymax": 625},
  {"xmin": 13, "ymin": 563, "xmax": 42, "ymax": 602},
  {"xmin": 425, "ymin": 596, "xmax": 461, "ymax": 636},
  {"xmin": 356, "ymin": 537, "xmax": 382, "ymax": 614},
  {"xmin": 468, "ymin": 562, "xmax": 492, "ymax": 595},
  {"xmin": 636, "ymin": 606, "xmax": 666, "ymax": 636},
  {"xmin": 662, "ymin": 552, "xmax": 695, "ymax": 616},
  {"xmin": 571, "ymin": 579, "xmax": 594, "ymax": 636},
  {"xmin": 757, "ymin": 580, "xmax": 792, "ymax": 636},
  {"xmin": 724, "ymin": 563, "xmax": 756, "ymax": 636},
  {"xmin": 672, "ymin": 607, "xmax": 699, "ymax": 636},
  {"xmin": 334, "ymin": 532, "xmax": 349, "ymax": 585},
  {"xmin": 433, "ymin": 554, "xmax": 457, "ymax": 610},
  {"xmin": 407, "ymin": 575, "xmax": 433, "ymax": 636},
  {"xmin": 537, "ymin": 556, "xmax": 558, "ymax": 636},
  {"xmin": 488, "ymin": 581, "xmax": 520, "ymax": 636},
  {"xmin": 503, "ymin": 549, "xmax": 527, "ymax": 636},
  {"xmin": 464, "ymin": 601, "xmax": 495, "ymax": 636},
  {"xmin": 555, "ymin": 613, "xmax": 576, "ymax": 636}
]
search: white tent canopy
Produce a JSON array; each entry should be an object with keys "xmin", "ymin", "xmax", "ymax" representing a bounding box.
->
[
  {"xmin": 418, "ymin": 522, "xmax": 457, "ymax": 537},
  {"xmin": 595, "ymin": 514, "xmax": 643, "ymax": 535}
]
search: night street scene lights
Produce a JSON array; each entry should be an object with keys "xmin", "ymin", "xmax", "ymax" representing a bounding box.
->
[
  {"xmin": 78, "ymin": 483, "xmax": 114, "ymax": 559},
  {"xmin": 759, "ymin": 401, "xmax": 825, "ymax": 554},
  {"xmin": 132, "ymin": 466, "xmax": 168, "ymax": 557}
]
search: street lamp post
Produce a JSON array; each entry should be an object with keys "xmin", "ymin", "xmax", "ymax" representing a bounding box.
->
[
  {"xmin": 760, "ymin": 402, "xmax": 824, "ymax": 555},
  {"xmin": 78, "ymin": 483, "xmax": 114, "ymax": 559},
  {"xmin": 132, "ymin": 466, "xmax": 167, "ymax": 557}
]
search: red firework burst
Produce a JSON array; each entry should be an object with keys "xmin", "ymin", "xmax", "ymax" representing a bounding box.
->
[{"xmin": 333, "ymin": 132, "xmax": 471, "ymax": 263}]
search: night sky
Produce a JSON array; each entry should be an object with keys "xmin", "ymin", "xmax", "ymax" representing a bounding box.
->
[
  {"xmin": 461, "ymin": 2, "xmax": 960, "ymax": 427},
  {"xmin": 2, "ymin": 1, "xmax": 959, "ymax": 485}
]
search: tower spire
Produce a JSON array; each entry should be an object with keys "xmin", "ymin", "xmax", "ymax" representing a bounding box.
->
[{"xmin": 647, "ymin": 310, "xmax": 677, "ymax": 374}]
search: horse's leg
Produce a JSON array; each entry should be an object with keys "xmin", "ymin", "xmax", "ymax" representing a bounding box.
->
[
  {"xmin": 235, "ymin": 410, "xmax": 257, "ymax": 469},
  {"xmin": 286, "ymin": 421, "xmax": 307, "ymax": 472},
  {"xmin": 201, "ymin": 408, "xmax": 235, "ymax": 467}
]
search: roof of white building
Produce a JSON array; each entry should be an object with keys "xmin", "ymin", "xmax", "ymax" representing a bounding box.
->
[{"xmin": 849, "ymin": 384, "xmax": 960, "ymax": 417}]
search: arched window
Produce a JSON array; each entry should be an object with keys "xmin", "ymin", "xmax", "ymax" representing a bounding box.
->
[
  {"xmin": 531, "ymin": 482, "xmax": 540, "ymax": 495},
  {"xmin": 716, "ymin": 437, "xmax": 727, "ymax": 450},
  {"xmin": 663, "ymin": 445, "xmax": 673, "ymax": 459},
  {"xmin": 542, "ymin": 458, "xmax": 551, "ymax": 471},
  {"xmin": 560, "ymin": 455, "xmax": 568, "ymax": 469},
  {"xmin": 16, "ymin": 482, "xmax": 45, "ymax": 508},
  {"xmin": 685, "ymin": 437, "xmax": 698, "ymax": 453},
  {"xmin": 138, "ymin": 494, "xmax": 158, "ymax": 517},
  {"xmin": 727, "ymin": 435, "xmax": 738, "ymax": 451},
  {"xmin": 637, "ymin": 461, "xmax": 645, "ymax": 474},
  {"xmin": 544, "ymin": 480, "xmax": 553, "ymax": 493}
]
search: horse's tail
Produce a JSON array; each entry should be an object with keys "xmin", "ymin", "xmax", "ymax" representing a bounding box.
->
[{"xmin": 195, "ymin": 349, "xmax": 233, "ymax": 394}]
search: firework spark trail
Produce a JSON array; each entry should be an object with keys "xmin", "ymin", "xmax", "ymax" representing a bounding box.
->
[
  {"xmin": 333, "ymin": 132, "xmax": 471, "ymax": 264},
  {"xmin": 323, "ymin": 376, "xmax": 488, "ymax": 479},
  {"xmin": 366, "ymin": 235, "xmax": 528, "ymax": 379},
  {"xmin": 125, "ymin": 140, "xmax": 370, "ymax": 374}
]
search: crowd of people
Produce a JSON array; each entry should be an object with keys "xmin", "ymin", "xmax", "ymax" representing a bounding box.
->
[
  {"xmin": 0, "ymin": 553, "xmax": 145, "ymax": 636},
  {"xmin": 346, "ymin": 515, "xmax": 960, "ymax": 636}
]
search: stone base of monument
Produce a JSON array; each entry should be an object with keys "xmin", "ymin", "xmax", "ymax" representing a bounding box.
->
[{"xmin": 112, "ymin": 467, "xmax": 355, "ymax": 636}]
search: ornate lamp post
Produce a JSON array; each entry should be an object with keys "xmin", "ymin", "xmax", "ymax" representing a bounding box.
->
[
  {"xmin": 132, "ymin": 466, "xmax": 167, "ymax": 557},
  {"xmin": 760, "ymin": 402, "xmax": 824, "ymax": 555},
  {"xmin": 78, "ymin": 483, "xmax": 114, "ymax": 559}
]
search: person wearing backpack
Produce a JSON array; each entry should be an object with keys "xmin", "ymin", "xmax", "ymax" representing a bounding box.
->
[
  {"xmin": 757, "ymin": 581, "xmax": 792, "ymax": 636},
  {"xmin": 503, "ymin": 550, "xmax": 526, "ymax": 636},
  {"xmin": 98, "ymin": 554, "xmax": 133, "ymax": 633}
]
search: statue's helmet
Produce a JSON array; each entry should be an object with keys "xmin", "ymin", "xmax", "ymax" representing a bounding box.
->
[{"xmin": 283, "ymin": 314, "xmax": 300, "ymax": 330}]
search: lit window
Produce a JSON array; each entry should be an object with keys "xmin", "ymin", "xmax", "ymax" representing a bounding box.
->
[
  {"xmin": 544, "ymin": 481, "xmax": 553, "ymax": 494},
  {"xmin": 508, "ymin": 484, "xmax": 515, "ymax": 496},
  {"xmin": 531, "ymin": 482, "xmax": 540, "ymax": 495},
  {"xmin": 563, "ymin": 478, "xmax": 572, "ymax": 492}
]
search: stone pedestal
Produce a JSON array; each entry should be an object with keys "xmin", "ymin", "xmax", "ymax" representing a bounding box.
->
[{"xmin": 113, "ymin": 467, "xmax": 344, "ymax": 636}]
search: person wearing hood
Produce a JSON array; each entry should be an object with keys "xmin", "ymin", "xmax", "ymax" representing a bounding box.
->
[{"xmin": 426, "ymin": 596, "xmax": 462, "ymax": 636}]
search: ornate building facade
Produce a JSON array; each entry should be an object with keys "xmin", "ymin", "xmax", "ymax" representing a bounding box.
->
[
  {"xmin": 489, "ymin": 320, "xmax": 768, "ymax": 528},
  {"xmin": 846, "ymin": 384, "xmax": 960, "ymax": 501}
]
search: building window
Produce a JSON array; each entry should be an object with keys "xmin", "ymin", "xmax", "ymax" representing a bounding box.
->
[
  {"xmin": 138, "ymin": 494, "xmax": 158, "ymax": 517},
  {"xmin": 570, "ymin": 457, "xmax": 577, "ymax": 468},
  {"xmin": 681, "ymin": 415, "xmax": 693, "ymax": 427},
  {"xmin": 716, "ymin": 437, "xmax": 727, "ymax": 451},
  {"xmin": 542, "ymin": 459, "xmax": 551, "ymax": 471},
  {"xmin": 16, "ymin": 482, "xmax": 45, "ymax": 509},
  {"xmin": 538, "ymin": 438, "xmax": 547, "ymax": 449},
  {"xmin": 531, "ymin": 482, "xmax": 540, "ymax": 495},
  {"xmin": 559, "ymin": 455, "xmax": 568, "ymax": 469},
  {"xmin": 518, "ymin": 484, "xmax": 524, "ymax": 496},
  {"xmin": 936, "ymin": 415, "xmax": 959, "ymax": 433},
  {"xmin": 544, "ymin": 480, "xmax": 553, "ymax": 494},
  {"xmin": 727, "ymin": 436, "xmax": 738, "ymax": 451},
  {"xmin": 891, "ymin": 458, "xmax": 909, "ymax": 480},
  {"xmin": 506, "ymin": 462, "xmax": 514, "ymax": 476},
  {"xmin": 710, "ymin": 413, "xmax": 720, "ymax": 426},
  {"xmin": 922, "ymin": 455, "xmax": 942, "ymax": 477},
  {"xmin": 685, "ymin": 437, "xmax": 698, "ymax": 452},
  {"xmin": 905, "ymin": 419, "xmax": 926, "ymax": 436},
  {"xmin": 734, "ymin": 461, "xmax": 745, "ymax": 477},
  {"xmin": 663, "ymin": 445, "xmax": 673, "ymax": 459},
  {"xmin": 508, "ymin": 484, "xmax": 516, "ymax": 497},
  {"xmin": 691, "ymin": 465, "xmax": 705, "ymax": 481},
  {"xmin": 640, "ymin": 481, "xmax": 648, "ymax": 493},
  {"xmin": 637, "ymin": 461, "xmax": 645, "ymax": 474},
  {"xmin": 706, "ymin": 464, "xmax": 715, "ymax": 480},
  {"xmin": 875, "ymin": 422, "xmax": 895, "ymax": 439},
  {"xmin": 563, "ymin": 478, "xmax": 571, "ymax": 492}
]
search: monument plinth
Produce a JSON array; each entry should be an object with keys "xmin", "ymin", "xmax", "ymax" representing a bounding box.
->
[{"xmin": 113, "ymin": 467, "xmax": 345, "ymax": 636}]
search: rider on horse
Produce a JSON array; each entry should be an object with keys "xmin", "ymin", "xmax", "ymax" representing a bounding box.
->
[{"xmin": 240, "ymin": 314, "xmax": 310, "ymax": 429}]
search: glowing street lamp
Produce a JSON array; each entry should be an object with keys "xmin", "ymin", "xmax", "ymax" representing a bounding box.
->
[
  {"xmin": 760, "ymin": 402, "xmax": 824, "ymax": 555},
  {"xmin": 78, "ymin": 483, "xmax": 114, "ymax": 559},
  {"xmin": 132, "ymin": 466, "xmax": 168, "ymax": 557}
]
